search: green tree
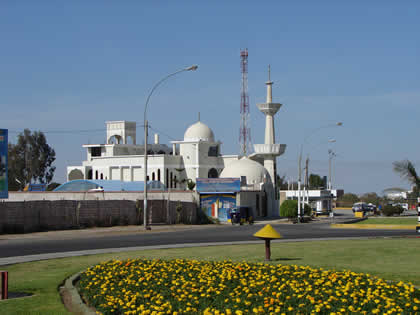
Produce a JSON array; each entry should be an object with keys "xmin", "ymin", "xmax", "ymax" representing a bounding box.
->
[
  {"xmin": 276, "ymin": 174, "xmax": 289, "ymax": 190},
  {"xmin": 359, "ymin": 192, "xmax": 381, "ymax": 205},
  {"xmin": 338, "ymin": 193, "xmax": 359, "ymax": 204},
  {"xmin": 280, "ymin": 200, "xmax": 311, "ymax": 218},
  {"xmin": 393, "ymin": 160, "xmax": 420, "ymax": 194},
  {"xmin": 308, "ymin": 173, "xmax": 324, "ymax": 189},
  {"xmin": 187, "ymin": 179, "xmax": 196, "ymax": 191},
  {"xmin": 8, "ymin": 129, "xmax": 56, "ymax": 191},
  {"xmin": 47, "ymin": 182, "xmax": 61, "ymax": 191}
]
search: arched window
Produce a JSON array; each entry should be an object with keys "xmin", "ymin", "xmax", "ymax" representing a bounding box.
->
[
  {"xmin": 174, "ymin": 176, "xmax": 177, "ymax": 188},
  {"xmin": 152, "ymin": 172, "xmax": 155, "ymax": 181},
  {"xmin": 108, "ymin": 135, "xmax": 122, "ymax": 144},
  {"xmin": 170, "ymin": 172, "xmax": 173, "ymax": 188},
  {"xmin": 158, "ymin": 169, "xmax": 161, "ymax": 182},
  {"xmin": 100, "ymin": 173, "xmax": 104, "ymax": 180},
  {"xmin": 208, "ymin": 168, "xmax": 218, "ymax": 178},
  {"xmin": 166, "ymin": 169, "xmax": 169, "ymax": 187},
  {"xmin": 95, "ymin": 170, "xmax": 98, "ymax": 179}
]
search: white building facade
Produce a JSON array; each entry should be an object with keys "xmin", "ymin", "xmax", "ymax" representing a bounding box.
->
[
  {"xmin": 68, "ymin": 120, "xmax": 238, "ymax": 190},
  {"xmin": 67, "ymin": 69, "xmax": 286, "ymax": 217}
]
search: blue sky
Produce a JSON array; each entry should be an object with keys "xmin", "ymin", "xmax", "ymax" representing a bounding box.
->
[{"xmin": 1, "ymin": 1, "xmax": 419, "ymax": 195}]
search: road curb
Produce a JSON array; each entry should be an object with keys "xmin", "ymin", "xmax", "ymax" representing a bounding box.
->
[
  {"xmin": 60, "ymin": 272, "xmax": 96, "ymax": 315},
  {"xmin": 331, "ymin": 224, "xmax": 416, "ymax": 230}
]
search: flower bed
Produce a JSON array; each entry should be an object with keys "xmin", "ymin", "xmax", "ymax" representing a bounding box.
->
[{"xmin": 77, "ymin": 258, "xmax": 420, "ymax": 314}]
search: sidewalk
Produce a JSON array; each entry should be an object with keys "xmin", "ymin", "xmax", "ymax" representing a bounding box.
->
[
  {"xmin": 0, "ymin": 215, "xmax": 356, "ymax": 241},
  {"xmin": 0, "ymin": 224, "xmax": 217, "ymax": 241}
]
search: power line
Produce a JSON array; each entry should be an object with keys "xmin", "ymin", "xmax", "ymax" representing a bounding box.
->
[
  {"xmin": 148, "ymin": 125, "xmax": 177, "ymax": 141},
  {"xmin": 6, "ymin": 124, "xmax": 147, "ymax": 135}
]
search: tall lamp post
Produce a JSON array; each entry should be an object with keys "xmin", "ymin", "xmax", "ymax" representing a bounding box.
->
[
  {"xmin": 297, "ymin": 122, "xmax": 342, "ymax": 222},
  {"xmin": 143, "ymin": 65, "xmax": 198, "ymax": 230},
  {"xmin": 328, "ymin": 147, "xmax": 337, "ymax": 190},
  {"xmin": 328, "ymin": 140, "xmax": 337, "ymax": 216}
]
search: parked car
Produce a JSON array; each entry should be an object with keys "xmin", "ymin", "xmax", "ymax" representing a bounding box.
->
[{"xmin": 352, "ymin": 202, "xmax": 369, "ymax": 213}]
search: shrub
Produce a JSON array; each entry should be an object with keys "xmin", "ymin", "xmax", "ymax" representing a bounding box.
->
[
  {"xmin": 280, "ymin": 200, "xmax": 311, "ymax": 218},
  {"xmin": 197, "ymin": 208, "xmax": 217, "ymax": 224},
  {"xmin": 381, "ymin": 204, "xmax": 404, "ymax": 217}
]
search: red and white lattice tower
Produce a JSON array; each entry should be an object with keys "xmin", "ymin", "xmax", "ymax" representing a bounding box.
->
[{"xmin": 239, "ymin": 49, "xmax": 251, "ymax": 156}]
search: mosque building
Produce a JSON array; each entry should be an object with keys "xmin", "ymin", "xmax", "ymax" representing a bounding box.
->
[{"xmin": 67, "ymin": 69, "xmax": 286, "ymax": 219}]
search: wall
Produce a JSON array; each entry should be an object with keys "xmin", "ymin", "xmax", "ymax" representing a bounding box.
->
[
  {"xmin": 5, "ymin": 191, "xmax": 198, "ymax": 203},
  {"xmin": 0, "ymin": 198, "xmax": 198, "ymax": 234},
  {"xmin": 238, "ymin": 191, "xmax": 263, "ymax": 218}
]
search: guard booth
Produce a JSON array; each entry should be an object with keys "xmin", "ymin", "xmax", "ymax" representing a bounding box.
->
[{"xmin": 196, "ymin": 178, "xmax": 241, "ymax": 222}]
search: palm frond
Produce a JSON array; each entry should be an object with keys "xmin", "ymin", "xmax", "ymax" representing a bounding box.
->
[{"xmin": 393, "ymin": 159, "xmax": 420, "ymax": 188}]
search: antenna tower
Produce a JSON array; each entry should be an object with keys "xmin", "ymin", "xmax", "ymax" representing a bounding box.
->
[{"xmin": 239, "ymin": 48, "xmax": 251, "ymax": 156}]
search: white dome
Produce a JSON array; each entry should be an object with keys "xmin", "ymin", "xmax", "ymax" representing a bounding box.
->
[
  {"xmin": 184, "ymin": 121, "xmax": 215, "ymax": 142},
  {"xmin": 220, "ymin": 157, "xmax": 271, "ymax": 185}
]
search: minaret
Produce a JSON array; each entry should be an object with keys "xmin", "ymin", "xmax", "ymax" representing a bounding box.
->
[
  {"xmin": 260, "ymin": 66, "xmax": 281, "ymax": 145},
  {"xmin": 254, "ymin": 66, "xmax": 286, "ymax": 192}
]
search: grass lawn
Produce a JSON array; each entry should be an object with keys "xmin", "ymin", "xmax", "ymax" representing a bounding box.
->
[
  {"xmin": 1, "ymin": 238, "xmax": 420, "ymax": 314},
  {"xmin": 355, "ymin": 217, "xmax": 418, "ymax": 225}
]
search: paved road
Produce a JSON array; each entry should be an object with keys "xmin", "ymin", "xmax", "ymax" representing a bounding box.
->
[{"xmin": 0, "ymin": 221, "xmax": 416, "ymax": 259}]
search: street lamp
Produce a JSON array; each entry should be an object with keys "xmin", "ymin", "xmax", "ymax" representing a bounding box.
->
[
  {"xmin": 143, "ymin": 65, "xmax": 198, "ymax": 230},
  {"xmin": 327, "ymin": 139, "xmax": 336, "ymax": 190},
  {"xmin": 297, "ymin": 122, "xmax": 342, "ymax": 222},
  {"xmin": 301, "ymin": 138, "xmax": 336, "ymax": 207}
]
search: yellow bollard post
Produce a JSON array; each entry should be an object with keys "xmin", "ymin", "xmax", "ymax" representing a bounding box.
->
[{"xmin": 253, "ymin": 224, "xmax": 282, "ymax": 261}]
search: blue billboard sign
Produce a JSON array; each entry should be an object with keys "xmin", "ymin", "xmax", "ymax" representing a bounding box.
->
[
  {"xmin": 196, "ymin": 178, "xmax": 241, "ymax": 193},
  {"xmin": 0, "ymin": 129, "xmax": 8, "ymax": 199}
]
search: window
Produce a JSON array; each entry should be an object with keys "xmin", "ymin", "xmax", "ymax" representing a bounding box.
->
[
  {"xmin": 91, "ymin": 147, "xmax": 102, "ymax": 157},
  {"xmin": 208, "ymin": 146, "xmax": 219, "ymax": 157},
  {"xmin": 158, "ymin": 169, "xmax": 161, "ymax": 181}
]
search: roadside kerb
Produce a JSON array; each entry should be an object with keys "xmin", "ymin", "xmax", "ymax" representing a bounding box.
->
[
  {"xmin": 331, "ymin": 223, "xmax": 417, "ymax": 230},
  {"xmin": 60, "ymin": 272, "xmax": 96, "ymax": 315}
]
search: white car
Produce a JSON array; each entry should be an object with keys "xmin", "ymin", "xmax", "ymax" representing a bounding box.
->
[
  {"xmin": 392, "ymin": 203, "xmax": 408, "ymax": 210},
  {"xmin": 88, "ymin": 187, "xmax": 104, "ymax": 192}
]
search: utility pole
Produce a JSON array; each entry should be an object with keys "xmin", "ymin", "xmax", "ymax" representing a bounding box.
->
[
  {"xmin": 297, "ymin": 154, "xmax": 302, "ymax": 222},
  {"xmin": 328, "ymin": 149, "xmax": 336, "ymax": 190},
  {"xmin": 305, "ymin": 156, "xmax": 309, "ymax": 205},
  {"xmin": 239, "ymin": 49, "xmax": 251, "ymax": 156}
]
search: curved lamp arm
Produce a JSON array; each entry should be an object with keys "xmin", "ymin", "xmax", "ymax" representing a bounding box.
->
[
  {"xmin": 143, "ymin": 64, "xmax": 198, "ymax": 230},
  {"xmin": 144, "ymin": 65, "xmax": 198, "ymax": 123}
]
